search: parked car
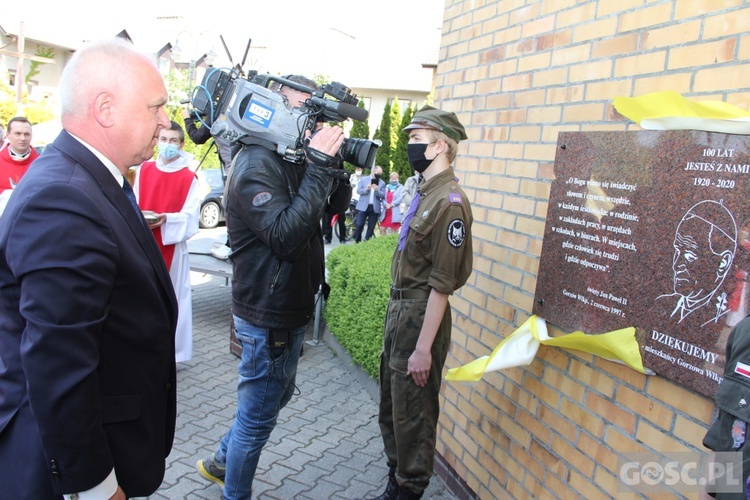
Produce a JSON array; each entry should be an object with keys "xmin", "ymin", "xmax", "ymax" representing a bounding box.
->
[{"xmin": 199, "ymin": 169, "xmax": 225, "ymax": 229}]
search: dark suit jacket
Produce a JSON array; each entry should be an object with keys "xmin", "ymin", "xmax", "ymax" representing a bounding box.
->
[{"xmin": 0, "ymin": 131, "xmax": 178, "ymax": 498}]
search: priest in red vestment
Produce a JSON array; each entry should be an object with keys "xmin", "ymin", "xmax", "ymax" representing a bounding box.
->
[{"xmin": 0, "ymin": 117, "xmax": 39, "ymax": 213}]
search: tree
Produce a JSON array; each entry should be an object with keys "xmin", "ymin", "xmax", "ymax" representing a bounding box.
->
[
  {"xmin": 344, "ymin": 100, "xmax": 371, "ymax": 173},
  {"xmin": 374, "ymin": 99, "xmax": 392, "ymax": 174},
  {"xmin": 385, "ymin": 98, "xmax": 403, "ymax": 179},
  {"xmin": 393, "ymin": 103, "xmax": 416, "ymax": 181},
  {"xmin": 0, "ymin": 79, "xmax": 54, "ymax": 128}
]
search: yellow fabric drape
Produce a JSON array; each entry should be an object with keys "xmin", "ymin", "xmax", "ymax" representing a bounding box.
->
[
  {"xmin": 445, "ymin": 315, "xmax": 645, "ymax": 382},
  {"xmin": 613, "ymin": 90, "xmax": 750, "ymax": 134}
]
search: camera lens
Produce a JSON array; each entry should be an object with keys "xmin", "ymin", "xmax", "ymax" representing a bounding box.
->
[{"xmin": 339, "ymin": 138, "xmax": 378, "ymax": 170}]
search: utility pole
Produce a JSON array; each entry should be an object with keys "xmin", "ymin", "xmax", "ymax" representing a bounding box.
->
[{"xmin": 15, "ymin": 22, "xmax": 24, "ymax": 106}]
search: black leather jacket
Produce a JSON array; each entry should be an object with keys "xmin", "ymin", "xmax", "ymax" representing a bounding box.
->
[{"xmin": 225, "ymin": 145, "xmax": 351, "ymax": 329}]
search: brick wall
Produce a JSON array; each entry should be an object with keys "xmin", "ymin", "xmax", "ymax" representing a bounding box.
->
[{"xmin": 434, "ymin": 1, "xmax": 750, "ymax": 498}]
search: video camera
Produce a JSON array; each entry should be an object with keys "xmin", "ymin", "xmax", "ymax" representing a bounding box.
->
[{"xmin": 190, "ymin": 69, "xmax": 378, "ymax": 169}]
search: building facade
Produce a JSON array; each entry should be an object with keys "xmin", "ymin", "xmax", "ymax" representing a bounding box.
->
[{"xmin": 434, "ymin": 1, "xmax": 750, "ymax": 498}]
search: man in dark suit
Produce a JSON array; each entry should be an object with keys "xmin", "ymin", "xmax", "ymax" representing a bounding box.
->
[
  {"xmin": 0, "ymin": 38, "xmax": 178, "ymax": 499},
  {"xmin": 353, "ymin": 165, "xmax": 386, "ymax": 242}
]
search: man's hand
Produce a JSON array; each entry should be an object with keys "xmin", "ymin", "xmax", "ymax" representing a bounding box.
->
[
  {"xmin": 407, "ymin": 347, "xmax": 432, "ymax": 387},
  {"xmin": 307, "ymin": 126, "xmax": 344, "ymax": 158}
]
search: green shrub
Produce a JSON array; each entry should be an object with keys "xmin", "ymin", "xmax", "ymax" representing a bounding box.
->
[{"xmin": 324, "ymin": 234, "xmax": 398, "ymax": 378}]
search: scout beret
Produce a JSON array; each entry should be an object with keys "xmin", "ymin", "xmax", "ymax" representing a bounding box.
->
[{"xmin": 403, "ymin": 105, "xmax": 468, "ymax": 142}]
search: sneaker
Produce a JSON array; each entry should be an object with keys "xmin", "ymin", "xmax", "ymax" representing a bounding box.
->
[{"xmin": 197, "ymin": 453, "xmax": 225, "ymax": 487}]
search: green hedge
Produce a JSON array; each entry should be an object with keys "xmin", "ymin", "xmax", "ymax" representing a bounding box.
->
[{"xmin": 324, "ymin": 234, "xmax": 398, "ymax": 378}]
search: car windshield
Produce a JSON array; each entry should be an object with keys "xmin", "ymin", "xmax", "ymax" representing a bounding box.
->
[{"xmin": 203, "ymin": 169, "xmax": 224, "ymax": 188}]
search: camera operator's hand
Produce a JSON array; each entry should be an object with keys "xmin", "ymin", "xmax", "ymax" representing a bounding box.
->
[
  {"xmin": 307, "ymin": 126, "xmax": 344, "ymax": 157},
  {"xmin": 304, "ymin": 125, "xmax": 345, "ymax": 169}
]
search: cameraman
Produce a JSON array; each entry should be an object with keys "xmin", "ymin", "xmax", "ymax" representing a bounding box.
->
[{"xmin": 196, "ymin": 74, "xmax": 351, "ymax": 500}]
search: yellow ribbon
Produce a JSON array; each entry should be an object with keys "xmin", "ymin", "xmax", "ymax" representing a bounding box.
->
[
  {"xmin": 613, "ymin": 90, "xmax": 750, "ymax": 134},
  {"xmin": 445, "ymin": 315, "xmax": 645, "ymax": 382}
]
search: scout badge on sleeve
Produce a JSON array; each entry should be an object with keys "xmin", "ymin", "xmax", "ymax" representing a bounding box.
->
[
  {"xmin": 447, "ymin": 219, "xmax": 466, "ymax": 247},
  {"xmin": 731, "ymin": 418, "xmax": 747, "ymax": 449}
]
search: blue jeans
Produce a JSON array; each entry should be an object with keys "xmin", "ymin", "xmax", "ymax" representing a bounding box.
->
[{"xmin": 214, "ymin": 316, "xmax": 305, "ymax": 500}]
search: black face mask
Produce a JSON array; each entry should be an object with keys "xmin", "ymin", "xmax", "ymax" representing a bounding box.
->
[{"xmin": 407, "ymin": 143, "xmax": 434, "ymax": 173}]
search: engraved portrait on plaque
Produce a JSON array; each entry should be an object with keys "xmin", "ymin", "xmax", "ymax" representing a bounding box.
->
[{"xmin": 534, "ymin": 130, "xmax": 750, "ymax": 396}]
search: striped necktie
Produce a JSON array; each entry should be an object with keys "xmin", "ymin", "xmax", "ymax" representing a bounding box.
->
[{"xmin": 122, "ymin": 177, "xmax": 142, "ymax": 216}]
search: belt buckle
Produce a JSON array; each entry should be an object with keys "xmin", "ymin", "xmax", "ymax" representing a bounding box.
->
[{"xmin": 390, "ymin": 284, "xmax": 401, "ymax": 300}]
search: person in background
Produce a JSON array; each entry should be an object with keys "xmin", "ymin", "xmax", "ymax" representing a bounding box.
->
[
  {"xmin": 323, "ymin": 205, "xmax": 348, "ymax": 244},
  {"xmin": 350, "ymin": 166, "xmax": 363, "ymax": 202},
  {"xmin": 353, "ymin": 165, "xmax": 386, "ymax": 242},
  {"xmin": 368, "ymin": 105, "xmax": 472, "ymax": 500},
  {"xmin": 182, "ymin": 108, "xmax": 234, "ymax": 179},
  {"xmin": 135, "ymin": 120, "xmax": 202, "ymax": 364},
  {"xmin": 0, "ymin": 116, "xmax": 39, "ymax": 191},
  {"xmin": 401, "ymin": 169, "xmax": 420, "ymax": 211},
  {"xmin": 379, "ymin": 171, "xmax": 404, "ymax": 235},
  {"xmin": 0, "ymin": 121, "xmax": 5, "ymax": 148},
  {"xmin": 0, "ymin": 37, "xmax": 177, "ymax": 500},
  {"xmin": 196, "ymin": 73, "xmax": 351, "ymax": 500}
]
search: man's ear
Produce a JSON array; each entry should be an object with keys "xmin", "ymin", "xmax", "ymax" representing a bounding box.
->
[
  {"xmin": 717, "ymin": 250, "xmax": 734, "ymax": 280},
  {"xmin": 435, "ymin": 138, "xmax": 449, "ymax": 156},
  {"xmin": 93, "ymin": 91, "xmax": 114, "ymax": 128}
]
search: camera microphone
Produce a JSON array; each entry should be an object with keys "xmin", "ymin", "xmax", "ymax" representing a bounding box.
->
[{"xmin": 309, "ymin": 97, "xmax": 369, "ymax": 122}]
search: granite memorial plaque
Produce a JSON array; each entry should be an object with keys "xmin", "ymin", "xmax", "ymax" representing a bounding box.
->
[{"xmin": 533, "ymin": 130, "xmax": 750, "ymax": 397}]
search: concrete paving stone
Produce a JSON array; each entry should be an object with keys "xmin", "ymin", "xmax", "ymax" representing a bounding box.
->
[
  {"xmin": 341, "ymin": 478, "xmax": 389, "ymax": 499},
  {"xmin": 260, "ymin": 434, "xmax": 306, "ymax": 461},
  {"xmin": 176, "ymin": 434, "xmax": 215, "ymax": 455},
  {"xmin": 172, "ymin": 421, "xmax": 216, "ymax": 441},
  {"xmin": 255, "ymin": 448, "xmax": 284, "ymax": 472},
  {"xmin": 275, "ymin": 448, "xmax": 319, "ymax": 472},
  {"xmin": 161, "ymin": 458, "xmax": 200, "ymax": 483},
  {"xmin": 288, "ymin": 404, "xmax": 329, "ymax": 424},
  {"xmin": 253, "ymin": 462, "xmax": 298, "ymax": 487},
  {"xmin": 176, "ymin": 391, "xmax": 230, "ymax": 411},
  {"xmin": 294, "ymin": 476, "xmax": 348, "ymax": 499},
  {"xmin": 301, "ymin": 416, "xmax": 339, "ymax": 437},
  {"xmin": 297, "ymin": 436, "xmax": 339, "ymax": 459},
  {"xmin": 263, "ymin": 478, "xmax": 312, "ymax": 500},
  {"xmin": 319, "ymin": 434, "xmax": 365, "ymax": 456},
  {"xmin": 248, "ymin": 479, "xmax": 274, "ymax": 499},
  {"xmin": 338, "ymin": 461, "xmax": 388, "ymax": 488},
  {"xmin": 286, "ymin": 424, "xmax": 332, "ymax": 447},
  {"xmin": 333, "ymin": 422, "xmax": 381, "ymax": 446},
  {"xmin": 182, "ymin": 410, "xmax": 234, "ymax": 433},
  {"xmin": 287, "ymin": 462, "xmax": 341, "ymax": 488},
  {"xmin": 297, "ymin": 450, "xmax": 350, "ymax": 476}
]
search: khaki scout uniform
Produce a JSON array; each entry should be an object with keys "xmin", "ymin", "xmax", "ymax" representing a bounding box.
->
[{"xmin": 379, "ymin": 167, "xmax": 473, "ymax": 495}]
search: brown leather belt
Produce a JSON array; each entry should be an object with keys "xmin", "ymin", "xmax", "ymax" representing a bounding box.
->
[{"xmin": 390, "ymin": 285, "xmax": 430, "ymax": 300}]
